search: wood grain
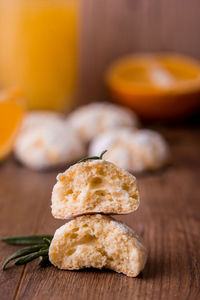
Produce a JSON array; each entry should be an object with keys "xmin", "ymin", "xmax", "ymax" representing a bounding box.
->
[
  {"xmin": 79, "ymin": 0, "xmax": 200, "ymax": 101},
  {"xmin": 0, "ymin": 127, "xmax": 200, "ymax": 300}
]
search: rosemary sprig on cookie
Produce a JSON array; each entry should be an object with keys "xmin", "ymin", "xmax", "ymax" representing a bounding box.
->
[
  {"xmin": 2, "ymin": 235, "xmax": 53, "ymax": 270},
  {"xmin": 77, "ymin": 149, "xmax": 107, "ymax": 163}
]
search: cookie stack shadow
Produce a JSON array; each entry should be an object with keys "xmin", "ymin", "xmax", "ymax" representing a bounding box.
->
[{"xmin": 49, "ymin": 158, "xmax": 148, "ymax": 277}]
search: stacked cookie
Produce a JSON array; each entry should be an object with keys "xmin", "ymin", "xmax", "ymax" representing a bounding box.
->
[{"xmin": 49, "ymin": 154, "xmax": 147, "ymax": 277}]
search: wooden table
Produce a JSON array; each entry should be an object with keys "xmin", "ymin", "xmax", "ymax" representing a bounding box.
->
[{"xmin": 0, "ymin": 126, "xmax": 200, "ymax": 300}]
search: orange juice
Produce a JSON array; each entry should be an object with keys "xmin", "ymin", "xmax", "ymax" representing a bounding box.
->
[{"xmin": 0, "ymin": 0, "xmax": 78, "ymax": 111}]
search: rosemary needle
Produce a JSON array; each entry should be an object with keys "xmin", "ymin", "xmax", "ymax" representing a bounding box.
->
[
  {"xmin": 77, "ymin": 150, "xmax": 107, "ymax": 164},
  {"xmin": 39, "ymin": 256, "xmax": 50, "ymax": 267},
  {"xmin": 99, "ymin": 150, "xmax": 107, "ymax": 159},
  {"xmin": 2, "ymin": 235, "xmax": 53, "ymax": 245},
  {"xmin": 15, "ymin": 249, "xmax": 49, "ymax": 266},
  {"xmin": 43, "ymin": 238, "xmax": 51, "ymax": 246},
  {"xmin": 2, "ymin": 235, "xmax": 52, "ymax": 270},
  {"xmin": 2, "ymin": 245, "xmax": 44, "ymax": 270}
]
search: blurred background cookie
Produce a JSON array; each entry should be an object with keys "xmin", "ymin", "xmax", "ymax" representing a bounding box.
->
[
  {"xmin": 20, "ymin": 111, "xmax": 65, "ymax": 132},
  {"xmin": 67, "ymin": 102, "xmax": 139, "ymax": 143},
  {"xmin": 14, "ymin": 114, "xmax": 86, "ymax": 170},
  {"xmin": 89, "ymin": 129, "xmax": 169, "ymax": 172}
]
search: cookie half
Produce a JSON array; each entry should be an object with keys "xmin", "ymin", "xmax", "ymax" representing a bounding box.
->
[
  {"xmin": 51, "ymin": 160, "xmax": 140, "ymax": 218},
  {"xmin": 49, "ymin": 214, "xmax": 147, "ymax": 277}
]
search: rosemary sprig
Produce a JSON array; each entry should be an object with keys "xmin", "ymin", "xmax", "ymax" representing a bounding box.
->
[
  {"xmin": 1, "ymin": 235, "xmax": 53, "ymax": 270},
  {"xmin": 77, "ymin": 150, "xmax": 107, "ymax": 164},
  {"xmin": 2, "ymin": 245, "xmax": 44, "ymax": 270},
  {"xmin": 43, "ymin": 238, "xmax": 51, "ymax": 246},
  {"xmin": 2, "ymin": 235, "xmax": 53, "ymax": 245},
  {"xmin": 15, "ymin": 248, "xmax": 49, "ymax": 266},
  {"xmin": 39, "ymin": 255, "xmax": 50, "ymax": 267}
]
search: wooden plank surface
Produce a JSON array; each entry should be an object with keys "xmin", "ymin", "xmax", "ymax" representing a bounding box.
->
[{"xmin": 0, "ymin": 126, "xmax": 200, "ymax": 300}]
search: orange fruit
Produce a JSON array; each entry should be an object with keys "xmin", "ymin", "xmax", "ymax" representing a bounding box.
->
[
  {"xmin": 0, "ymin": 90, "xmax": 25, "ymax": 161},
  {"xmin": 105, "ymin": 53, "xmax": 200, "ymax": 120}
]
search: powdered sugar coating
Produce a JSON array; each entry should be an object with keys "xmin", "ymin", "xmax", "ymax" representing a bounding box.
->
[
  {"xmin": 67, "ymin": 102, "xmax": 139, "ymax": 142},
  {"xmin": 21, "ymin": 111, "xmax": 65, "ymax": 131},
  {"xmin": 89, "ymin": 128, "xmax": 169, "ymax": 172},
  {"xmin": 14, "ymin": 112, "xmax": 86, "ymax": 170}
]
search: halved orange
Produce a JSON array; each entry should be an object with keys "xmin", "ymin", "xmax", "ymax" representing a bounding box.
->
[
  {"xmin": 0, "ymin": 90, "xmax": 25, "ymax": 161},
  {"xmin": 105, "ymin": 53, "xmax": 200, "ymax": 120}
]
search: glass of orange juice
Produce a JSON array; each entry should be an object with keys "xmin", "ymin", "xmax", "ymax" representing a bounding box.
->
[{"xmin": 0, "ymin": 0, "xmax": 79, "ymax": 111}]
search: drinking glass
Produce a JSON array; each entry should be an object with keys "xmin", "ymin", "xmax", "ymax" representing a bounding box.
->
[{"xmin": 0, "ymin": 0, "xmax": 79, "ymax": 111}]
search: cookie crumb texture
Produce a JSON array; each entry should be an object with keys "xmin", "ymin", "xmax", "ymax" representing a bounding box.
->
[
  {"xmin": 49, "ymin": 214, "xmax": 147, "ymax": 277},
  {"xmin": 51, "ymin": 160, "xmax": 139, "ymax": 218}
]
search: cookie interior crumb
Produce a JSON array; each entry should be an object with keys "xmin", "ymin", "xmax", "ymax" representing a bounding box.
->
[
  {"xmin": 49, "ymin": 214, "xmax": 147, "ymax": 277},
  {"xmin": 51, "ymin": 160, "xmax": 140, "ymax": 218}
]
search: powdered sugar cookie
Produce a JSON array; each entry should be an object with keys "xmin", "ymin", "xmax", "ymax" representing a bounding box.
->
[
  {"xmin": 89, "ymin": 129, "xmax": 169, "ymax": 172},
  {"xmin": 14, "ymin": 115, "xmax": 85, "ymax": 170},
  {"xmin": 49, "ymin": 214, "xmax": 147, "ymax": 277},
  {"xmin": 67, "ymin": 102, "xmax": 139, "ymax": 142},
  {"xmin": 20, "ymin": 111, "xmax": 65, "ymax": 132}
]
